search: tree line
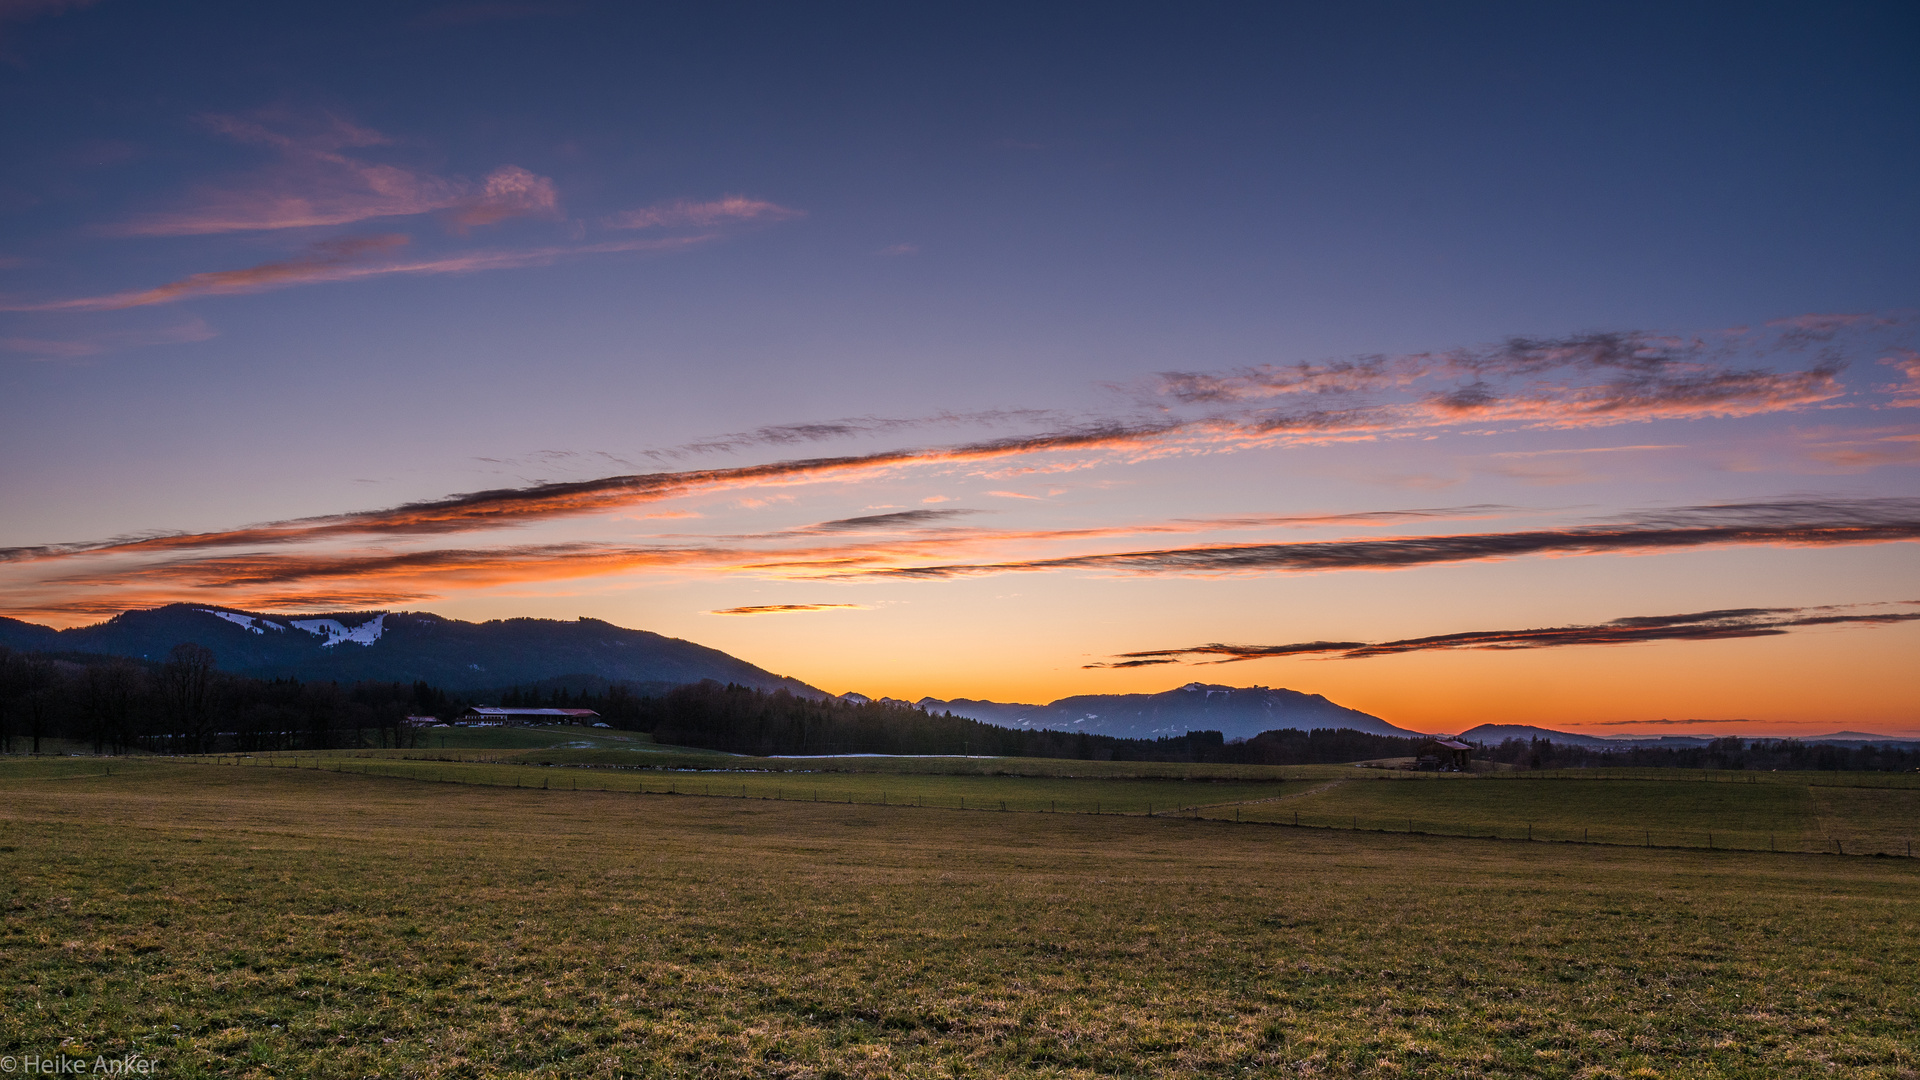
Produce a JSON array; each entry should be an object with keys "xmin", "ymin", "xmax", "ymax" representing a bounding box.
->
[
  {"xmin": 573, "ymin": 680, "xmax": 1442, "ymax": 764},
  {"xmin": 430, "ymin": 681, "xmax": 1920, "ymax": 770},
  {"xmin": 0, "ymin": 649, "xmax": 1430, "ymax": 764},
  {"xmin": 6, "ymin": 646, "xmax": 1914, "ymax": 770},
  {"xmin": 1481, "ymin": 735, "xmax": 1919, "ymax": 772},
  {"xmin": 0, "ymin": 645, "xmax": 437, "ymax": 754}
]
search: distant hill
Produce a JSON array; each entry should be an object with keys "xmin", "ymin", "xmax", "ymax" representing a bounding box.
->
[
  {"xmin": 1801, "ymin": 731, "xmax": 1920, "ymax": 745},
  {"xmin": 0, "ymin": 604, "xmax": 823, "ymax": 695},
  {"xmin": 1455, "ymin": 723, "xmax": 1920, "ymax": 748},
  {"xmin": 918, "ymin": 682, "xmax": 1420, "ymax": 741},
  {"xmin": 1453, "ymin": 724, "xmax": 1619, "ymax": 748}
]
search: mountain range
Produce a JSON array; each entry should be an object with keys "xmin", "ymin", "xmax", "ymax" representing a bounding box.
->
[
  {"xmin": 1454, "ymin": 723, "xmax": 1920, "ymax": 748},
  {"xmin": 8, "ymin": 606, "xmax": 1906, "ymax": 746},
  {"xmin": 916, "ymin": 683, "xmax": 1422, "ymax": 741},
  {"xmin": 2, "ymin": 606, "xmax": 1417, "ymax": 741}
]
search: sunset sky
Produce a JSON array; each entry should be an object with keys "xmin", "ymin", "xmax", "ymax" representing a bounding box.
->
[{"xmin": 3, "ymin": 2, "xmax": 1917, "ymax": 735}]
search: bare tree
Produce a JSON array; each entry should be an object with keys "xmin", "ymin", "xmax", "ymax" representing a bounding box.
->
[
  {"xmin": 0, "ymin": 647, "xmax": 16, "ymax": 754},
  {"xmin": 160, "ymin": 643, "xmax": 215, "ymax": 754},
  {"xmin": 20, "ymin": 654, "xmax": 57, "ymax": 755},
  {"xmin": 83, "ymin": 660, "xmax": 143, "ymax": 754}
]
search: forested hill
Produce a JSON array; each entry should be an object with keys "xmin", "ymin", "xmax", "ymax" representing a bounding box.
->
[{"xmin": 0, "ymin": 605, "xmax": 820, "ymax": 696}]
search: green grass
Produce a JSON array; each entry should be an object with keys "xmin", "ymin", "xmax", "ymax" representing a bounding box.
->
[
  {"xmin": 186, "ymin": 752, "xmax": 1920, "ymax": 856},
  {"xmin": 407, "ymin": 724, "xmax": 666, "ymax": 751},
  {"xmin": 194, "ymin": 755, "xmax": 1300, "ymax": 814},
  {"xmin": 504, "ymin": 747, "xmax": 1353, "ymax": 780},
  {"xmin": 2, "ymin": 760, "xmax": 1917, "ymax": 1078},
  {"xmin": 1214, "ymin": 773, "xmax": 1920, "ymax": 855}
]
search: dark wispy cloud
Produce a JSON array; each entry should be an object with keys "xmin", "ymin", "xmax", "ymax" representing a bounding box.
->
[
  {"xmin": 1089, "ymin": 603, "xmax": 1920, "ymax": 666},
  {"xmin": 647, "ymin": 408, "xmax": 1066, "ymax": 460},
  {"xmin": 707, "ymin": 603, "xmax": 866, "ymax": 616},
  {"xmin": 1148, "ymin": 323, "xmax": 1890, "ymax": 434},
  {"xmin": 847, "ymin": 498, "xmax": 1920, "ymax": 580},
  {"xmin": 3, "ymin": 313, "xmax": 1912, "ymax": 625},
  {"xmin": 1177, "ymin": 506, "xmax": 1515, "ymax": 530},
  {"xmin": 9, "ymin": 502, "xmax": 1914, "ymax": 624},
  {"xmin": 802, "ymin": 509, "xmax": 980, "ymax": 533},
  {"xmin": 0, "ymin": 504, "xmax": 1528, "ymax": 619},
  {"xmin": 0, "ymin": 421, "xmax": 1187, "ymax": 564}
]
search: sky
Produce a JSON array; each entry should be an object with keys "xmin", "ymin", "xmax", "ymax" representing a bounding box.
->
[{"xmin": 2, "ymin": 0, "xmax": 1917, "ymax": 736}]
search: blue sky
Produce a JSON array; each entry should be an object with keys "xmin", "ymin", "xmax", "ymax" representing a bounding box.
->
[{"xmin": 3, "ymin": 1, "xmax": 1917, "ymax": 732}]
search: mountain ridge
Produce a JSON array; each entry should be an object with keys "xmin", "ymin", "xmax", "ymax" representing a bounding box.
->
[
  {"xmin": 0, "ymin": 604, "xmax": 824, "ymax": 696},
  {"xmin": 0, "ymin": 607, "xmax": 1415, "ymax": 742},
  {"xmin": 1455, "ymin": 723, "xmax": 1920, "ymax": 747},
  {"xmin": 916, "ymin": 681, "xmax": 1424, "ymax": 741}
]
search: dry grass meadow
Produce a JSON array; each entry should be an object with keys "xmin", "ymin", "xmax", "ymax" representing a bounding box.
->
[{"xmin": 2, "ymin": 757, "xmax": 1917, "ymax": 1078}]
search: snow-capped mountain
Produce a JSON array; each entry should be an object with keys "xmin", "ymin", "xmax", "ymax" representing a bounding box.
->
[{"xmin": 0, "ymin": 604, "xmax": 821, "ymax": 694}]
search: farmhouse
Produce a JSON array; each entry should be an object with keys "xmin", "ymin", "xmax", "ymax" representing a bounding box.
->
[
  {"xmin": 1416, "ymin": 739, "xmax": 1473, "ymax": 772},
  {"xmin": 459, "ymin": 707, "xmax": 601, "ymax": 727}
]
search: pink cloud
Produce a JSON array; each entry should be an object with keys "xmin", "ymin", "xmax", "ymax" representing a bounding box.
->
[
  {"xmin": 603, "ymin": 195, "xmax": 802, "ymax": 230},
  {"xmin": 2, "ymin": 233, "xmax": 711, "ymax": 311},
  {"xmin": 445, "ymin": 165, "xmax": 561, "ymax": 232},
  {"xmin": 1764, "ymin": 311, "xmax": 1903, "ymax": 332},
  {"xmin": 0, "ymin": 317, "xmax": 216, "ymax": 359},
  {"xmin": 7, "ymin": 235, "xmax": 412, "ymax": 310},
  {"xmin": 1882, "ymin": 351, "xmax": 1920, "ymax": 406},
  {"xmin": 106, "ymin": 114, "xmax": 557, "ymax": 236},
  {"xmin": 1804, "ymin": 430, "xmax": 1920, "ymax": 470}
]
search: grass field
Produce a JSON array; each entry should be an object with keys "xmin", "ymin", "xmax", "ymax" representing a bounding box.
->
[
  {"xmin": 2, "ymin": 759, "xmax": 1918, "ymax": 1078},
  {"xmin": 1212, "ymin": 775, "xmax": 1920, "ymax": 856},
  {"xmin": 163, "ymin": 745, "xmax": 1920, "ymax": 856},
  {"xmin": 190, "ymin": 754, "xmax": 1304, "ymax": 815}
]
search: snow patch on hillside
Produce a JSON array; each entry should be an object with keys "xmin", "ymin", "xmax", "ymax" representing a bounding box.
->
[
  {"xmin": 200, "ymin": 609, "xmax": 287, "ymax": 635},
  {"xmin": 290, "ymin": 614, "xmax": 387, "ymax": 648}
]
